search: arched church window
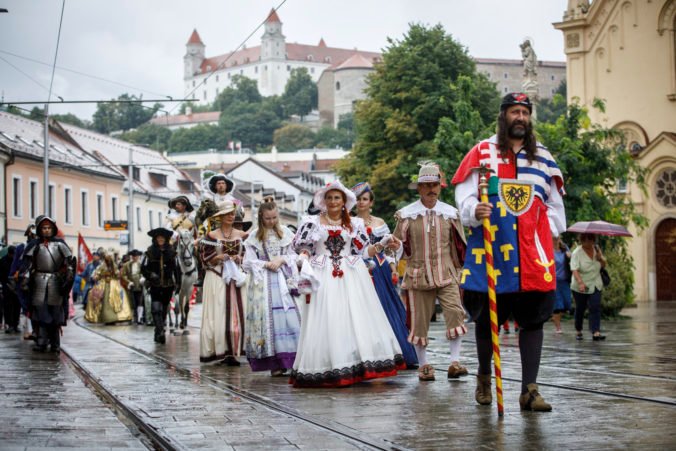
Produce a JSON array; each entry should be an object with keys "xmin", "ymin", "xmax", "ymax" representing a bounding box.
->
[{"xmin": 655, "ymin": 168, "xmax": 676, "ymax": 208}]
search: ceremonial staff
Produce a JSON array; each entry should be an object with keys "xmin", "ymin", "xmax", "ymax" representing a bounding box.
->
[{"xmin": 478, "ymin": 164, "xmax": 504, "ymax": 417}]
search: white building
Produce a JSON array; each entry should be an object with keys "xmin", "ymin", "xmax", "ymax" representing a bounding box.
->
[{"xmin": 183, "ymin": 9, "xmax": 381, "ymax": 103}]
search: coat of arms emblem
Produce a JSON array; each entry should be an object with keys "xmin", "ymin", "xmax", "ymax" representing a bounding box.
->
[{"xmin": 497, "ymin": 179, "xmax": 535, "ymax": 216}]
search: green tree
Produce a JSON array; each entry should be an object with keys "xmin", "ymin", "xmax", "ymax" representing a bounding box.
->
[
  {"xmin": 282, "ymin": 68, "xmax": 318, "ymax": 120},
  {"xmin": 337, "ymin": 23, "xmax": 499, "ymax": 219},
  {"xmin": 537, "ymin": 100, "xmax": 648, "ymax": 314},
  {"xmin": 273, "ymin": 123, "xmax": 316, "ymax": 152},
  {"xmin": 117, "ymin": 123, "xmax": 172, "ymax": 151},
  {"xmin": 168, "ymin": 124, "xmax": 226, "ymax": 153},
  {"xmin": 536, "ymin": 80, "xmax": 567, "ymax": 125},
  {"xmin": 213, "ymin": 75, "xmax": 262, "ymax": 112},
  {"xmin": 315, "ymin": 126, "xmax": 351, "ymax": 149},
  {"xmin": 92, "ymin": 93, "xmax": 162, "ymax": 133},
  {"xmin": 220, "ymin": 102, "xmax": 280, "ymax": 151}
]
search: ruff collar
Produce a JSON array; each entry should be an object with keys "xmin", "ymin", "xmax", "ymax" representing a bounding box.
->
[{"xmin": 398, "ymin": 200, "xmax": 458, "ymax": 220}]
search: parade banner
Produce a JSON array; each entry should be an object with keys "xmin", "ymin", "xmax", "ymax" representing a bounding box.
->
[{"xmin": 77, "ymin": 233, "xmax": 93, "ymax": 274}]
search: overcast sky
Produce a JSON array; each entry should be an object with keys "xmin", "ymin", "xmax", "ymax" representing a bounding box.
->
[{"xmin": 0, "ymin": 0, "xmax": 569, "ymax": 120}]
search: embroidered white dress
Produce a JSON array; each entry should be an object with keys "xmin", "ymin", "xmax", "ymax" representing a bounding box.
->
[{"xmin": 291, "ymin": 215, "xmax": 404, "ymax": 388}]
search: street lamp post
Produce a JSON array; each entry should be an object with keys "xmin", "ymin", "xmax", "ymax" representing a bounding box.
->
[{"xmin": 250, "ymin": 180, "xmax": 264, "ymax": 223}]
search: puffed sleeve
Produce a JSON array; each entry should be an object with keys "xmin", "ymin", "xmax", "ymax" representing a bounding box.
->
[
  {"xmin": 351, "ymin": 219, "xmax": 371, "ymax": 258},
  {"xmin": 242, "ymin": 242, "xmax": 266, "ymax": 284},
  {"xmin": 293, "ymin": 217, "xmax": 319, "ymax": 256}
]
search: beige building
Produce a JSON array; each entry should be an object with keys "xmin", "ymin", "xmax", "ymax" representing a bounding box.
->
[
  {"xmin": 555, "ymin": 0, "xmax": 676, "ymax": 302},
  {"xmin": 0, "ymin": 111, "xmax": 202, "ymax": 255}
]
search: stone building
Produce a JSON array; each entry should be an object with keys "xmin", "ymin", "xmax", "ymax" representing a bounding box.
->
[{"xmin": 554, "ymin": 0, "xmax": 676, "ymax": 302}]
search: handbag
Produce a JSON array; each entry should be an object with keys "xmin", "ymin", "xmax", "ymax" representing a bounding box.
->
[{"xmin": 600, "ymin": 267, "xmax": 611, "ymax": 287}]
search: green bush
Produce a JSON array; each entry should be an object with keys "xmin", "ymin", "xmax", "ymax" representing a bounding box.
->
[{"xmin": 600, "ymin": 243, "xmax": 635, "ymax": 317}]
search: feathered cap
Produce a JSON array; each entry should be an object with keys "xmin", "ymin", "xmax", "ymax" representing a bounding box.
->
[{"xmin": 350, "ymin": 182, "xmax": 372, "ymax": 199}]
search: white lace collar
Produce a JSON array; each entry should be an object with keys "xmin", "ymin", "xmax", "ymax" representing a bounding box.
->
[
  {"xmin": 398, "ymin": 199, "xmax": 458, "ymax": 220},
  {"xmin": 245, "ymin": 225, "xmax": 295, "ymax": 250}
]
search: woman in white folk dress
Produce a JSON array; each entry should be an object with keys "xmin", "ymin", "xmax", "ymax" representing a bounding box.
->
[{"xmin": 291, "ymin": 180, "xmax": 405, "ymax": 388}]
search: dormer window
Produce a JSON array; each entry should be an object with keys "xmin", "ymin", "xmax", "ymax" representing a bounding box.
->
[
  {"xmin": 307, "ymin": 55, "xmax": 314, "ymax": 61},
  {"xmin": 324, "ymin": 56, "xmax": 332, "ymax": 63}
]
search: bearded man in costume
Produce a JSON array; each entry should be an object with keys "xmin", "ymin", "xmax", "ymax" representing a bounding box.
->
[{"xmin": 452, "ymin": 92, "xmax": 566, "ymax": 412}]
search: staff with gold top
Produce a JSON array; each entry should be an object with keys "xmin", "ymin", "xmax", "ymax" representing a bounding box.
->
[{"xmin": 451, "ymin": 93, "xmax": 566, "ymax": 413}]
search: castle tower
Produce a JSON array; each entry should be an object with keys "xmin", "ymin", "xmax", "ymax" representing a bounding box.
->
[
  {"xmin": 261, "ymin": 8, "xmax": 285, "ymax": 61},
  {"xmin": 184, "ymin": 29, "xmax": 205, "ymax": 80}
]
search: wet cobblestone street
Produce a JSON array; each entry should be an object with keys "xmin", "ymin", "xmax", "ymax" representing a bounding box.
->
[{"xmin": 2, "ymin": 301, "xmax": 675, "ymax": 450}]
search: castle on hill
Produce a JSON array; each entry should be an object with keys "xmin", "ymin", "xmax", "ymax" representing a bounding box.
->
[{"xmin": 184, "ymin": 9, "xmax": 565, "ymax": 127}]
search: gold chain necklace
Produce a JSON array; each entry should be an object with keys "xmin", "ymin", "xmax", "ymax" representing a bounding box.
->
[{"xmin": 220, "ymin": 227, "xmax": 233, "ymax": 240}]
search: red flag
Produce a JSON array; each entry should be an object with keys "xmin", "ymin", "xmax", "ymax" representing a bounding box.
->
[{"xmin": 77, "ymin": 233, "xmax": 93, "ymax": 274}]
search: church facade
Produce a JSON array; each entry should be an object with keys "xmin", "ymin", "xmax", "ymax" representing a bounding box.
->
[{"xmin": 555, "ymin": 0, "xmax": 676, "ymax": 302}]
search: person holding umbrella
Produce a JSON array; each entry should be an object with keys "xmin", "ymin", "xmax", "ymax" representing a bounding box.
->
[{"xmin": 570, "ymin": 233, "xmax": 607, "ymax": 341}]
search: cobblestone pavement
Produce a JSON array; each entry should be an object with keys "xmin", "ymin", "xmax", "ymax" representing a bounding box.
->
[
  {"xmin": 0, "ymin": 332, "xmax": 146, "ymax": 450},
  {"xmin": 2, "ymin": 301, "xmax": 676, "ymax": 450}
]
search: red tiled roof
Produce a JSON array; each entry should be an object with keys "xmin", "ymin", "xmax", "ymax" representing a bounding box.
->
[
  {"xmin": 201, "ymin": 46, "xmax": 261, "ymax": 72},
  {"xmin": 187, "ymin": 29, "xmax": 204, "ymax": 46},
  {"xmin": 318, "ymin": 38, "xmax": 327, "ymax": 48},
  {"xmin": 149, "ymin": 111, "xmax": 220, "ymax": 127},
  {"xmin": 198, "ymin": 43, "xmax": 380, "ymax": 74},
  {"xmin": 266, "ymin": 8, "xmax": 281, "ymax": 23},
  {"xmin": 335, "ymin": 53, "xmax": 374, "ymax": 70}
]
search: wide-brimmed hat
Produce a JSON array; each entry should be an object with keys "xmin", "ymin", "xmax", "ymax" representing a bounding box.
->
[
  {"xmin": 209, "ymin": 200, "xmax": 237, "ymax": 219},
  {"xmin": 351, "ymin": 182, "xmax": 373, "ymax": 199},
  {"xmin": 24, "ymin": 224, "xmax": 36, "ymax": 237},
  {"xmin": 129, "ymin": 249, "xmax": 143, "ymax": 257},
  {"xmin": 313, "ymin": 180, "xmax": 357, "ymax": 212},
  {"xmin": 234, "ymin": 210, "xmax": 253, "ymax": 232},
  {"xmin": 409, "ymin": 161, "xmax": 445, "ymax": 189},
  {"xmin": 168, "ymin": 195, "xmax": 194, "ymax": 212},
  {"xmin": 500, "ymin": 92, "xmax": 532, "ymax": 113},
  {"xmin": 208, "ymin": 174, "xmax": 235, "ymax": 195},
  {"xmin": 147, "ymin": 228, "xmax": 173, "ymax": 240}
]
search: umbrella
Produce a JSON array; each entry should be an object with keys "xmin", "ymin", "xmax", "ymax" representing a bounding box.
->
[{"xmin": 567, "ymin": 220, "xmax": 632, "ymax": 237}]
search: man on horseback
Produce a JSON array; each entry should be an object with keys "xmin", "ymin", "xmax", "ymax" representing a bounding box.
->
[{"xmin": 164, "ymin": 195, "xmax": 196, "ymax": 242}]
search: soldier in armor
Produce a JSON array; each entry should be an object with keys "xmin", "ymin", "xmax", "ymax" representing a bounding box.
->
[
  {"xmin": 20, "ymin": 216, "xmax": 76, "ymax": 353},
  {"xmin": 141, "ymin": 228, "xmax": 181, "ymax": 344}
]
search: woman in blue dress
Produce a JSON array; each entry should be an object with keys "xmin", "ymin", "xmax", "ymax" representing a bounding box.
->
[{"xmin": 351, "ymin": 182, "xmax": 418, "ymax": 368}]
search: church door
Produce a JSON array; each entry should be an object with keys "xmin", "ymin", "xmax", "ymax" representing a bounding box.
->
[{"xmin": 655, "ymin": 218, "xmax": 676, "ymax": 301}]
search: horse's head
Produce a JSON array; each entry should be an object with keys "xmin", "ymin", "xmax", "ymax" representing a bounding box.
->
[{"xmin": 176, "ymin": 229, "xmax": 195, "ymax": 269}]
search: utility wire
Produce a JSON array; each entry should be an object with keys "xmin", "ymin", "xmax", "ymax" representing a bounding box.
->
[
  {"xmin": 0, "ymin": 55, "xmax": 62, "ymax": 99},
  {"xmin": 47, "ymin": 0, "xmax": 66, "ymax": 103},
  {"xmin": 0, "ymin": 49, "xmax": 171, "ymax": 98},
  {"xmin": 173, "ymin": 0, "xmax": 288, "ymax": 113}
]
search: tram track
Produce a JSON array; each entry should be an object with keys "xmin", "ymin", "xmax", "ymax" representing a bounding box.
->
[
  {"xmin": 71, "ymin": 317, "xmax": 408, "ymax": 451},
  {"xmin": 426, "ymin": 349, "xmax": 676, "ymax": 407},
  {"xmin": 60, "ymin": 345, "xmax": 184, "ymax": 451}
]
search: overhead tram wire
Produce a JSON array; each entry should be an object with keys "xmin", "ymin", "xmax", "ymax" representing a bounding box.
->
[
  {"xmin": 173, "ymin": 0, "xmax": 289, "ymax": 114},
  {"xmin": 0, "ymin": 55, "xmax": 63, "ymax": 100},
  {"xmin": 43, "ymin": 0, "xmax": 66, "ymax": 216},
  {"xmin": 0, "ymin": 49, "xmax": 172, "ymax": 99}
]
